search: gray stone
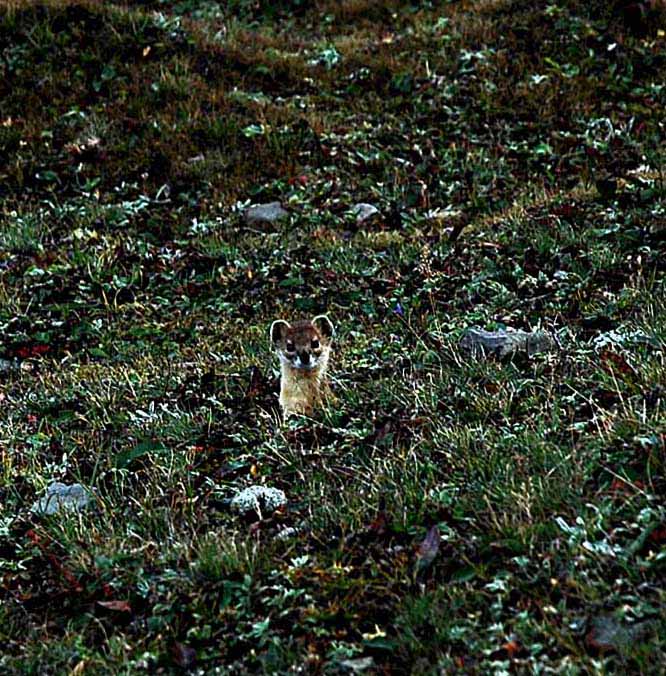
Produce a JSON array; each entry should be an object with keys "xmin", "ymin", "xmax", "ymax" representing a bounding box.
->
[
  {"xmin": 352, "ymin": 202, "xmax": 380, "ymax": 224},
  {"xmin": 588, "ymin": 615, "xmax": 656, "ymax": 651},
  {"xmin": 231, "ymin": 485, "xmax": 287, "ymax": 516},
  {"xmin": 460, "ymin": 327, "xmax": 555, "ymax": 358},
  {"xmin": 31, "ymin": 482, "xmax": 95, "ymax": 515},
  {"xmin": 243, "ymin": 202, "xmax": 289, "ymax": 226},
  {"xmin": 274, "ymin": 526, "xmax": 299, "ymax": 541},
  {"xmin": 338, "ymin": 657, "xmax": 375, "ymax": 673}
]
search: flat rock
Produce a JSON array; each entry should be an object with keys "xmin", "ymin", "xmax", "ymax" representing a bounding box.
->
[
  {"xmin": 231, "ymin": 485, "xmax": 287, "ymax": 516},
  {"xmin": 243, "ymin": 202, "xmax": 289, "ymax": 226},
  {"xmin": 460, "ymin": 327, "xmax": 555, "ymax": 358},
  {"xmin": 31, "ymin": 482, "xmax": 95, "ymax": 515},
  {"xmin": 352, "ymin": 202, "xmax": 380, "ymax": 224}
]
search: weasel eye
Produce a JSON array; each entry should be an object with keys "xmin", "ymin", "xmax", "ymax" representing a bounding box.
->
[
  {"xmin": 286, "ymin": 341, "xmax": 295, "ymax": 352},
  {"xmin": 311, "ymin": 339, "xmax": 320, "ymax": 349}
]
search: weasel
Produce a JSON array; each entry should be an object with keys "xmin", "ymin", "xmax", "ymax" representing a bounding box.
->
[{"xmin": 270, "ymin": 315, "xmax": 334, "ymax": 417}]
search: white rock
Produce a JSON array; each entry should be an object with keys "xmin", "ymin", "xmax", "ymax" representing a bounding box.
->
[
  {"xmin": 593, "ymin": 328, "xmax": 656, "ymax": 349},
  {"xmin": 243, "ymin": 202, "xmax": 289, "ymax": 226},
  {"xmin": 339, "ymin": 656, "xmax": 375, "ymax": 672},
  {"xmin": 460, "ymin": 327, "xmax": 555, "ymax": 358},
  {"xmin": 231, "ymin": 485, "xmax": 287, "ymax": 516},
  {"xmin": 274, "ymin": 526, "xmax": 299, "ymax": 541},
  {"xmin": 31, "ymin": 482, "xmax": 95, "ymax": 515},
  {"xmin": 352, "ymin": 202, "xmax": 380, "ymax": 224}
]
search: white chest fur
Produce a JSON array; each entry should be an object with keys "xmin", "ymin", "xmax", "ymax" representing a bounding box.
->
[{"xmin": 279, "ymin": 356, "xmax": 329, "ymax": 416}]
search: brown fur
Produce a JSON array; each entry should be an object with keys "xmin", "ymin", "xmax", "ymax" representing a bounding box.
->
[{"xmin": 270, "ymin": 316, "xmax": 334, "ymax": 416}]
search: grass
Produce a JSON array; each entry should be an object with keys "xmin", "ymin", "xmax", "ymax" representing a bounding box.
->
[{"xmin": 1, "ymin": 0, "xmax": 666, "ymax": 672}]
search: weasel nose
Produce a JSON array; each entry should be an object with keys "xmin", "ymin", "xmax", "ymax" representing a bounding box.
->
[{"xmin": 299, "ymin": 351, "xmax": 310, "ymax": 365}]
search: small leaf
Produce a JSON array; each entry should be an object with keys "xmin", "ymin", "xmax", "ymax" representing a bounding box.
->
[
  {"xmin": 278, "ymin": 275, "xmax": 304, "ymax": 288},
  {"xmin": 502, "ymin": 639, "xmax": 521, "ymax": 658},
  {"xmin": 97, "ymin": 600, "xmax": 131, "ymax": 612},
  {"xmin": 600, "ymin": 349, "xmax": 637, "ymax": 378},
  {"xmin": 649, "ymin": 526, "xmax": 666, "ymax": 544},
  {"xmin": 361, "ymin": 637, "xmax": 398, "ymax": 651},
  {"xmin": 36, "ymin": 170, "xmax": 58, "ymax": 182},
  {"xmin": 171, "ymin": 642, "xmax": 196, "ymax": 668},
  {"xmin": 89, "ymin": 348, "xmax": 110, "ymax": 359},
  {"xmin": 242, "ymin": 124, "xmax": 265, "ymax": 138},
  {"xmin": 416, "ymin": 525, "xmax": 440, "ymax": 572},
  {"xmin": 450, "ymin": 566, "xmax": 476, "ymax": 583},
  {"xmin": 368, "ymin": 512, "xmax": 388, "ymax": 535},
  {"xmin": 114, "ymin": 441, "xmax": 168, "ymax": 469}
]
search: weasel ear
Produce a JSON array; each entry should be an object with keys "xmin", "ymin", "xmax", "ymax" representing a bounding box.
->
[
  {"xmin": 270, "ymin": 320, "xmax": 290, "ymax": 344},
  {"xmin": 312, "ymin": 315, "xmax": 334, "ymax": 339}
]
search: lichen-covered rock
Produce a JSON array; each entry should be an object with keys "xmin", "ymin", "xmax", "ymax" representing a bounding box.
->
[
  {"xmin": 243, "ymin": 202, "xmax": 289, "ymax": 226},
  {"xmin": 231, "ymin": 485, "xmax": 287, "ymax": 516},
  {"xmin": 460, "ymin": 327, "xmax": 555, "ymax": 358},
  {"xmin": 31, "ymin": 482, "xmax": 95, "ymax": 515},
  {"xmin": 593, "ymin": 328, "xmax": 656, "ymax": 349},
  {"xmin": 352, "ymin": 202, "xmax": 380, "ymax": 224}
]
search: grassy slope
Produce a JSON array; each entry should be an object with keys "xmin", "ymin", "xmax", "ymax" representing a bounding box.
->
[{"xmin": 1, "ymin": 0, "xmax": 665, "ymax": 672}]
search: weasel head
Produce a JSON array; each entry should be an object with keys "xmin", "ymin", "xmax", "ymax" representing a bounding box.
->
[{"xmin": 270, "ymin": 315, "xmax": 334, "ymax": 372}]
